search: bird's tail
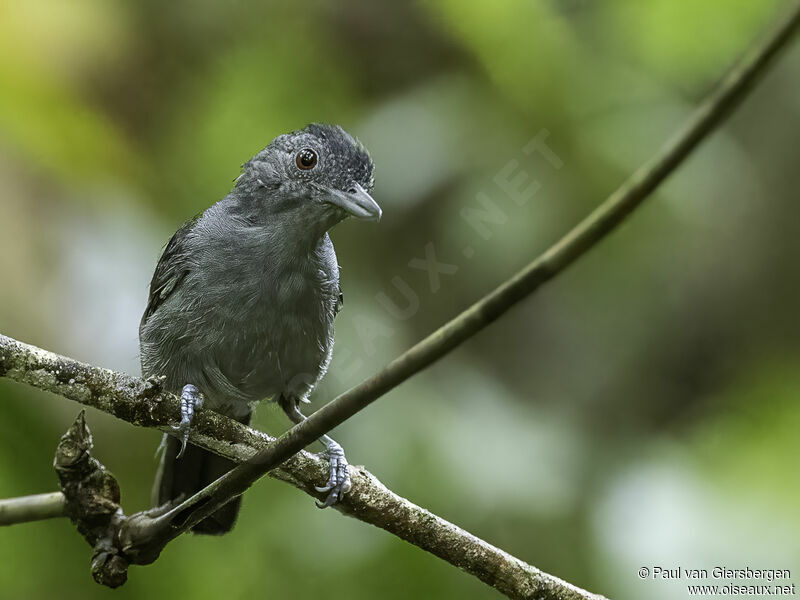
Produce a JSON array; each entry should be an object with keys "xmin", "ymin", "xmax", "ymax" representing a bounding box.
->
[{"xmin": 153, "ymin": 411, "xmax": 251, "ymax": 535}]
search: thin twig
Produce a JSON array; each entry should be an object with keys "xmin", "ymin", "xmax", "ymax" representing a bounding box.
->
[{"xmin": 0, "ymin": 492, "xmax": 66, "ymax": 526}]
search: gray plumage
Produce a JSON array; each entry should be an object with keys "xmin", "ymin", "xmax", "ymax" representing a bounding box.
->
[{"xmin": 140, "ymin": 124, "xmax": 379, "ymax": 534}]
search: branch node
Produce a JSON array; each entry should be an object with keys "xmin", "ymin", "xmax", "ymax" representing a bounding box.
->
[
  {"xmin": 54, "ymin": 411, "xmax": 128, "ymax": 586},
  {"xmin": 91, "ymin": 515, "xmax": 129, "ymax": 588}
]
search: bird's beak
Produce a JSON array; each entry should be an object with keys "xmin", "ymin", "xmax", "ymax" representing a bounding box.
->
[{"xmin": 327, "ymin": 183, "xmax": 382, "ymax": 221}]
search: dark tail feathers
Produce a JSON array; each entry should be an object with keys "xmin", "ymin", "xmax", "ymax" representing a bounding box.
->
[{"xmin": 153, "ymin": 412, "xmax": 251, "ymax": 535}]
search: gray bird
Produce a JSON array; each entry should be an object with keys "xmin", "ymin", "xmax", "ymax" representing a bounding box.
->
[{"xmin": 139, "ymin": 123, "xmax": 380, "ymax": 534}]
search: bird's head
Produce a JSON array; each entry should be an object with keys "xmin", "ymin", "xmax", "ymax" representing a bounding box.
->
[{"xmin": 236, "ymin": 124, "xmax": 381, "ymax": 231}]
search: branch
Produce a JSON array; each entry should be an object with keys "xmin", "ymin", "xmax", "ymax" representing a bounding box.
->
[
  {"xmin": 0, "ymin": 3, "xmax": 798, "ymax": 598},
  {"xmin": 0, "ymin": 335, "xmax": 603, "ymax": 599},
  {"xmin": 0, "ymin": 492, "xmax": 65, "ymax": 526}
]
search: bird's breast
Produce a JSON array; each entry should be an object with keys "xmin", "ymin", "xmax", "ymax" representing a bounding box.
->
[{"xmin": 211, "ymin": 258, "xmax": 338, "ymax": 402}]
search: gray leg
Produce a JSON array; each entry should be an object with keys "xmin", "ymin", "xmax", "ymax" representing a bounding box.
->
[
  {"xmin": 279, "ymin": 395, "xmax": 352, "ymax": 508},
  {"xmin": 173, "ymin": 383, "xmax": 203, "ymax": 459}
]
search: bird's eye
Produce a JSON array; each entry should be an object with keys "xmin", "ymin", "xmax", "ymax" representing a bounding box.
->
[{"xmin": 296, "ymin": 148, "xmax": 318, "ymax": 170}]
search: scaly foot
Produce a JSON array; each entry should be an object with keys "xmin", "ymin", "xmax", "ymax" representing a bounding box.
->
[
  {"xmin": 277, "ymin": 394, "xmax": 352, "ymax": 508},
  {"xmin": 173, "ymin": 383, "xmax": 203, "ymax": 459},
  {"xmin": 315, "ymin": 439, "xmax": 352, "ymax": 508}
]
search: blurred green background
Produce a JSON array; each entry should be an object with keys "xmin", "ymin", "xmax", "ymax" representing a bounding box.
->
[{"xmin": 1, "ymin": 1, "xmax": 799, "ymax": 598}]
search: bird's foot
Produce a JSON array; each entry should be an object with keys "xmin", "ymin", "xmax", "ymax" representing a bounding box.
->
[
  {"xmin": 172, "ymin": 384, "xmax": 203, "ymax": 459},
  {"xmin": 315, "ymin": 440, "xmax": 352, "ymax": 508}
]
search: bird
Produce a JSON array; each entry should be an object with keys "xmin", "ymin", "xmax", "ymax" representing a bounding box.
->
[{"xmin": 139, "ymin": 123, "xmax": 380, "ymax": 534}]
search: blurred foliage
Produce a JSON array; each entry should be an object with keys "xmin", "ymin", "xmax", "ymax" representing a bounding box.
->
[{"xmin": 1, "ymin": 1, "xmax": 799, "ymax": 599}]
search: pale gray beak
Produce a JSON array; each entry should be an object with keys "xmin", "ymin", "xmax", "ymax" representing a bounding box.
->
[{"xmin": 328, "ymin": 182, "xmax": 382, "ymax": 221}]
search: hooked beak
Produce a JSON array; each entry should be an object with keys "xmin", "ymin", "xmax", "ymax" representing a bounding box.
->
[{"xmin": 327, "ymin": 182, "xmax": 382, "ymax": 221}]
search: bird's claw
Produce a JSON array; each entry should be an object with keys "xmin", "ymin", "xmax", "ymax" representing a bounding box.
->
[
  {"xmin": 315, "ymin": 441, "xmax": 351, "ymax": 508},
  {"xmin": 171, "ymin": 423, "xmax": 191, "ymax": 459},
  {"xmin": 172, "ymin": 384, "xmax": 203, "ymax": 459}
]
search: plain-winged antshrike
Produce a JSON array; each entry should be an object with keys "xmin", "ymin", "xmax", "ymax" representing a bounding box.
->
[{"xmin": 139, "ymin": 124, "xmax": 381, "ymax": 534}]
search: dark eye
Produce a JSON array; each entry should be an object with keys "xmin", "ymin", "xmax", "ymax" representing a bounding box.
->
[{"xmin": 296, "ymin": 148, "xmax": 317, "ymax": 170}]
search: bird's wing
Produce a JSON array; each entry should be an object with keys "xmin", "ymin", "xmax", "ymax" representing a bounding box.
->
[{"xmin": 140, "ymin": 218, "xmax": 196, "ymax": 328}]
